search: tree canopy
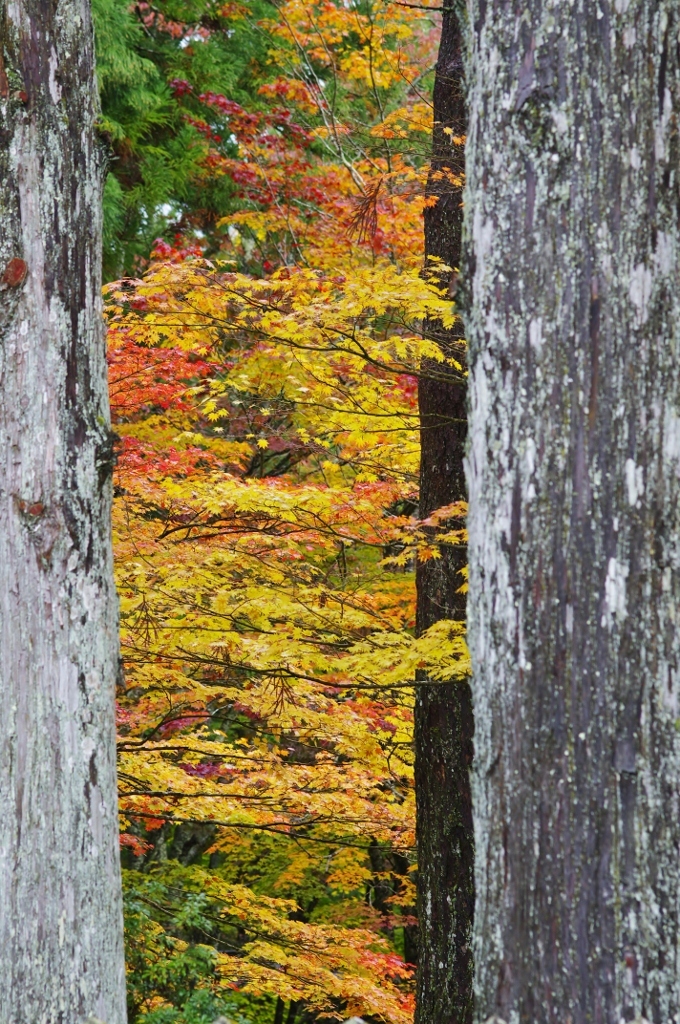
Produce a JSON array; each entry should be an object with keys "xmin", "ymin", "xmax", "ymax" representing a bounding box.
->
[
  {"xmin": 8, "ymin": 0, "xmax": 673, "ymax": 1019},
  {"xmin": 94, "ymin": 0, "xmax": 465, "ymax": 1020}
]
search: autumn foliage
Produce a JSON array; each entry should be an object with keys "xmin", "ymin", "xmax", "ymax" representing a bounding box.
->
[{"xmin": 101, "ymin": 0, "xmax": 465, "ymax": 1020}]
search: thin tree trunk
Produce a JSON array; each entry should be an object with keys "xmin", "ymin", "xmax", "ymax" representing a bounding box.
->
[
  {"xmin": 415, "ymin": 4, "xmax": 473, "ymax": 1022},
  {"xmin": 0, "ymin": 0, "xmax": 126, "ymax": 1020},
  {"xmin": 273, "ymin": 996, "xmax": 285, "ymax": 1024},
  {"xmin": 465, "ymin": 2, "xmax": 680, "ymax": 1020},
  {"xmin": 285, "ymin": 999, "xmax": 299, "ymax": 1024}
]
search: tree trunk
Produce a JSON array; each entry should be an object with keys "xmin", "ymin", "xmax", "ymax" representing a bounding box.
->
[
  {"xmin": 465, "ymin": 2, "xmax": 680, "ymax": 1020},
  {"xmin": 415, "ymin": 4, "xmax": 473, "ymax": 1022},
  {"xmin": 0, "ymin": 0, "xmax": 126, "ymax": 1020}
]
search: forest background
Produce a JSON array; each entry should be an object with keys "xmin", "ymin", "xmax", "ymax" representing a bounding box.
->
[{"xmin": 97, "ymin": 0, "xmax": 466, "ymax": 1021}]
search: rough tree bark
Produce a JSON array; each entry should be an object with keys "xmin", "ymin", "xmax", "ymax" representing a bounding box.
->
[
  {"xmin": 414, "ymin": 3, "xmax": 473, "ymax": 1022},
  {"xmin": 0, "ymin": 0, "xmax": 126, "ymax": 1021},
  {"xmin": 465, "ymin": 2, "xmax": 680, "ymax": 1020}
]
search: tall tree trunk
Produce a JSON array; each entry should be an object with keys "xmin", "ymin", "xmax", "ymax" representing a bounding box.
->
[
  {"xmin": 465, "ymin": 2, "xmax": 680, "ymax": 1020},
  {"xmin": 0, "ymin": 0, "xmax": 126, "ymax": 1020},
  {"xmin": 415, "ymin": 4, "xmax": 473, "ymax": 1022}
]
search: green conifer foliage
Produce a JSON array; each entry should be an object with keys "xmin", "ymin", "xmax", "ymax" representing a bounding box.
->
[{"xmin": 93, "ymin": 0, "xmax": 274, "ymax": 279}]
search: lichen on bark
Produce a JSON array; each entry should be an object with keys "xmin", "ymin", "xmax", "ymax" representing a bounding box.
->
[
  {"xmin": 465, "ymin": 2, "xmax": 680, "ymax": 1021},
  {"xmin": 0, "ymin": 0, "xmax": 126, "ymax": 1020}
]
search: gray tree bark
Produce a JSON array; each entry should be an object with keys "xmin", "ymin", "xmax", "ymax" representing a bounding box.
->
[
  {"xmin": 0, "ymin": 0, "xmax": 127, "ymax": 1021},
  {"xmin": 415, "ymin": 3, "xmax": 473, "ymax": 1022},
  {"xmin": 465, "ymin": 2, "xmax": 680, "ymax": 1021}
]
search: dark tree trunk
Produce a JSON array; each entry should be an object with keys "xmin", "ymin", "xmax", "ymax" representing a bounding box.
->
[
  {"xmin": 414, "ymin": 4, "xmax": 473, "ymax": 1023},
  {"xmin": 273, "ymin": 996, "xmax": 285, "ymax": 1024},
  {"xmin": 466, "ymin": 2, "xmax": 680, "ymax": 1020},
  {"xmin": 0, "ymin": 0, "xmax": 126, "ymax": 1019}
]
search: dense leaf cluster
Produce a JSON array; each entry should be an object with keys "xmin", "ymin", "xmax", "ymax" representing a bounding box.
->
[
  {"xmin": 97, "ymin": 1, "xmax": 463, "ymax": 1021},
  {"xmin": 94, "ymin": 0, "xmax": 273, "ymax": 277}
]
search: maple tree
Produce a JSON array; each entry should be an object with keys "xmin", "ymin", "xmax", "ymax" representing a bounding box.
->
[
  {"xmin": 93, "ymin": 0, "xmax": 437, "ymax": 279},
  {"xmin": 92, "ymin": 0, "xmax": 680, "ymax": 1021},
  {"xmin": 98, "ymin": 0, "xmax": 467, "ymax": 1020}
]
